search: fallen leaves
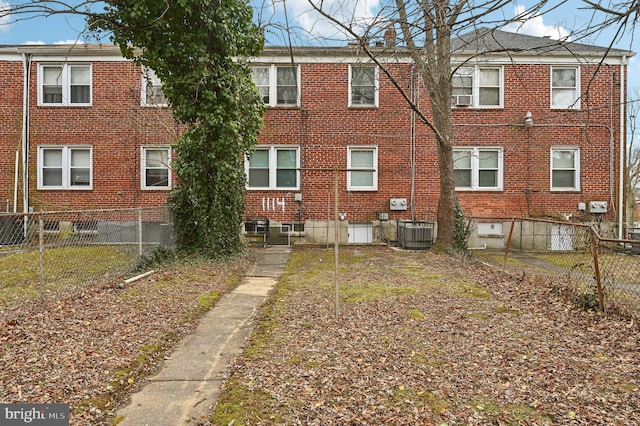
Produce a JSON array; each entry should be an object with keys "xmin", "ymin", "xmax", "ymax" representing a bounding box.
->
[
  {"xmin": 209, "ymin": 246, "xmax": 640, "ymax": 425},
  {"xmin": 0, "ymin": 254, "xmax": 252, "ymax": 425}
]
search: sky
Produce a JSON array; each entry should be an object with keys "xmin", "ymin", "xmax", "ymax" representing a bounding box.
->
[{"xmin": 0, "ymin": 0, "xmax": 638, "ymax": 94}]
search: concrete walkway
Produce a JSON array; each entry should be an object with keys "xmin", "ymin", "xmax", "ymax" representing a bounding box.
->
[{"xmin": 116, "ymin": 246, "xmax": 291, "ymax": 426}]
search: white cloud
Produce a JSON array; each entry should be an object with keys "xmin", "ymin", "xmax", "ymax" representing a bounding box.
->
[
  {"xmin": 0, "ymin": 0, "xmax": 12, "ymax": 32},
  {"xmin": 271, "ymin": 0, "xmax": 381, "ymax": 42},
  {"xmin": 504, "ymin": 4, "xmax": 570, "ymax": 40}
]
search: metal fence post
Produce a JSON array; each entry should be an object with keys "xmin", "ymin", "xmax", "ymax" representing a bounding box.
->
[
  {"xmin": 138, "ymin": 207, "xmax": 143, "ymax": 257},
  {"xmin": 503, "ymin": 218, "xmax": 516, "ymax": 271},
  {"xmin": 39, "ymin": 211, "xmax": 45, "ymax": 302},
  {"xmin": 590, "ymin": 227, "xmax": 605, "ymax": 312}
]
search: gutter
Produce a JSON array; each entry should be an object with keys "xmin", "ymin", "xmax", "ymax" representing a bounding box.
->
[
  {"xmin": 619, "ymin": 56, "xmax": 627, "ymax": 238},
  {"xmin": 21, "ymin": 52, "xmax": 31, "ymax": 215}
]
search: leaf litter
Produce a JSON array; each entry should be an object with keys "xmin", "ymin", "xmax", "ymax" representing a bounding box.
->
[
  {"xmin": 208, "ymin": 246, "xmax": 639, "ymax": 425},
  {"xmin": 0, "ymin": 254, "xmax": 251, "ymax": 425}
]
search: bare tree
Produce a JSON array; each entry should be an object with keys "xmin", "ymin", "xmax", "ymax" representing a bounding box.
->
[{"xmin": 289, "ymin": 0, "xmax": 554, "ymax": 250}]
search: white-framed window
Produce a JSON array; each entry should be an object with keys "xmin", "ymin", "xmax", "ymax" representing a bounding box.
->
[
  {"xmin": 37, "ymin": 146, "xmax": 92, "ymax": 189},
  {"xmin": 347, "ymin": 146, "xmax": 378, "ymax": 191},
  {"xmin": 349, "ymin": 64, "xmax": 379, "ymax": 107},
  {"xmin": 38, "ymin": 63, "xmax": 92, "ymax": 106},
  {"xmin": 453, "ymin": 147, "xmax": 503, "ymax": 191},
  {"xmin": 551, "ymin": 66, "xmax": 580, "ymax": 109},
  {"xmin": 141, "ymin": 146, "xmax": 171, "ymax": 190},
  {"xmin": 141, "ymin": 67, "xmax": 167, "ymax": 107},
  {"xmin": 251, "ymin": 65, "xmax": 299, "ymax": 107},
  {"xmin": 246, "ymin": 146, "xmax": 300, "ymax": 190},
  {"xmin": 451, "ymin": 66, "xmax": 502, "ymax": 108},
  {"xmin": 551, "ymin": 147, "xmax": 580, "ymax": 191}
]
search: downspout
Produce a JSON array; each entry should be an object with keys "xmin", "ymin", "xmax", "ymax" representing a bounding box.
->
[
  {"xmin": 21, "ymin": 52, "xmax": 31, "ymax": 216},
  {"xmin": 619, "ymin": 56, "xmax": 626, "ymax": 239}
]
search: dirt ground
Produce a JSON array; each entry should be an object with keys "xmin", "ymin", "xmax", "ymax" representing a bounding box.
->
[
  {"xmin": 209, "ymin": 245, "xmax": 639, "ymax": 425},
  {"xmin": 1, "ymin": 245, "xmax": 638, "ymax": 425}
]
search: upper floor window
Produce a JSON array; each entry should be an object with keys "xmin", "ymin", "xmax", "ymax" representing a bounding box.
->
[
  {"xmin": 141, "ymin": 146, "xmax": 171, "ymax": 190},
  {"xmin": 38, "ymin": 64, "xmax": 91, "ymax": 106},
  {"xmin": 347, "ymin": 146, "xmax": 378, "ymax": 190},
  {"xmin": 141, "ymin": 67, "xmax": 167, "ymax": 107},
  {"xmin": 453, "ymin": 147, "xmax": 503, "ymax": 190},
  {"xmin": 551, "ymin": 67, "xmax": 580, "ymax": 109},
  {"xmin": 349, "ymin": 65, "xmax": 378, "ymax": 107},
  {"xmin": 38, "ymin": 145, "xmax": 92, "ymax": 189},
  {"xmin": 251, "ymin": 65, "xmax": 299, "ymax": 107},
  {"xmin": 551, "ymin": 147, "xmax": 580, "ymax": 191},
  {"xmin": 451, "ymin": 66, "xmax": 502, "ymax": 108},
  {"xmin": 246, "ymin": 146, "xmax": 300, "ymax": 190}
]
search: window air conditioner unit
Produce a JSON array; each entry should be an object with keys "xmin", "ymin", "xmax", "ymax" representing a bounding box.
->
[{"xmin": 453, "ymin": 95, "xmax": 473, "ymax": 106}]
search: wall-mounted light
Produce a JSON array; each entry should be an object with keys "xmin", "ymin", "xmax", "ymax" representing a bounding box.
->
[{"xmin": 524, "ymin": 111, "xmax": 533, "ymax": 128}]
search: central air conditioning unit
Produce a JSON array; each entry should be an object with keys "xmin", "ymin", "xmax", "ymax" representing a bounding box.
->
[
  {"xmin": 397, "ymin": 221, "xmax": 434, "ymax": 250},
  {"xmin": 452, "ymin": 94, "xmax": 473, "ymax": 106}
]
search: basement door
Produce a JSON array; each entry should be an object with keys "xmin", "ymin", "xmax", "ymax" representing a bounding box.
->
[{"xmin": 348, "ymin": 223, "xmax": 373, "ymax": 243}]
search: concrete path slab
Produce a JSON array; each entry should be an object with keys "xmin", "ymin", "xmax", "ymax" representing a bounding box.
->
[{"xmin": 116, "ymin": 246, "xmax": 291, "ymax": 426}]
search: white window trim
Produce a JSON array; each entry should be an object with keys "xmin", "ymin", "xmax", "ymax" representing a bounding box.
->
[
  {"xmin": 451, "ymin": 66, "xmax": 503, "ymax": 109},
  {"xmin": 37, "ymin": 145, "xmax": 93, "ymax": 190},
  {"xmin": 141, "ymin": 146, "xmax": 172, "ymax": 190},
  {"xmin": 245, "ymin": 146, "xmax": 300, "ymax": 190},
  {"xmin": 348, "ymin": 64, "xmax": 379, "ymax": 108},
  {"xmin": 550, "ymin": 146, "xmax": 581, "ymax": 191},
  {"xmin": 37, "ymin": 63, "xmax": 92, "ymax": 106},
  {"xmin": 347, "ymin": 146, "xmax": 378, "ymax": 191},
  {"xmin": 252, "ymin": 65, "xmax": 300, "ymax": 108},
  {"xmin": 453, "ymin": 147, "xmax": 504, "ymax": 191},
  {"xmin": 550, "ymin": 66, "xmax": 580, "ymax": 110},
  {"xmin": 141, "ymin": 67, "xmax": 168, "ymax": 107}
]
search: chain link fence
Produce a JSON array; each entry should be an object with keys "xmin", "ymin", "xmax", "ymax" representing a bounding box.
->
[
  {"xmin": 471, "ymin": 217, "xmax": 640, "ymax": 320},
  {"xmin": 0, "ymin": 207, "xmax": 174, "ymax": 309}
]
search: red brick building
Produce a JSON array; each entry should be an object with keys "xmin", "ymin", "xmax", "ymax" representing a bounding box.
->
[{"xmin": 0, "ymin": 29, "xmax": 633, "ymax": 246}]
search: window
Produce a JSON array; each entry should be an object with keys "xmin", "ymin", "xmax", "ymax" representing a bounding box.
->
[
  {"xmin": 453, "ymin": 148, "xmax": 503, "ymax": 190},
  {"xmin": 551, "ymin": 148, "xmax": 580, "ymax": 191},
  {"xmin": 246, "ymin": 146, "xmax": 300, "ymax": 190},
  {"xmin": 551, "ymin": 67, "xmax": 580, "ymax": 109},
  {"xmin": 251, "ymin": 65, "xmax": 299, "ymax": 107},
  {"xmin": 38, "ymin": 146, "xmax": 92, "ymax": 189},
  {"xmin": 451, "ymin": 66, "xmax": 502, "ymax": 108},
  {"xmin": 141, "ymin": 67, "xmax": 167, "ymax": 106},
  {"xmin": 38, "ymin": 64, "xmax": 91, "ymax": 106},
  {"xmin": 349, "ymin": 65, "xmax": 378, "ymax": 107},
  {"xmin": 347, "ymin": 146, "xmax": 377, "ymax": 191},
  {"xmin": 142, "ymin": 146, "xmax": 171, "ymax": 189}
]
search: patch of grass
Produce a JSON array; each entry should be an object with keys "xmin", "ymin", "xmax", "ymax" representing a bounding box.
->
[
  {"xmin": 456, "ymin": 283, "xmax": 492, "ymax": 299},
  {"xmin": 0, "ymin": 246, "xmax": 131, "ymax": 306},
  {"xmin": 211, "ymin": 377, "xmax": 288, "ymax": 425},
  {"xmin": 492, "ymin": 306, "xmax": 520, "ymax": 315},
  {"xmin": 341, "ymin": 283, "xmax": 418, "ymax": 303},
  {"xmin": 178, "ymin": 290, "xmax": 223, "ymax": 324},
  {"xmin": 407, "ymin": 308, "xmax": 425, "ymax": 319},
  {"xmin": 468, "ymin": 394, "xmax": 551, "ymax": 425}
]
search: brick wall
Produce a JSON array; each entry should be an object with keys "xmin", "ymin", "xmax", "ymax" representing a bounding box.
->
[
  {"xmin": 0, "ymin": 49, "xmax": 625, "ymax": 225},
  {"xmin": 245, "ymin": 61, "xmax": 624, "ymax": 224},
  {"xmin": 1, "ymin": 58, "xmax": 180, "ymax": 212}
]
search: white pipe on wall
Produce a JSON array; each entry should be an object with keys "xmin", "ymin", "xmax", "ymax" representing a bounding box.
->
[
  {"xmin": 21, "ymin": 52, "xmax": 31, "ymax": 215},
  {"xmin": 619, "ymin": 56, "xmax": 627, "ymax": 239}
]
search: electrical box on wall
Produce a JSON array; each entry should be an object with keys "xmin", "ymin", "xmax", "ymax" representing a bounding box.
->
[
  {"xmin": 390, "ymin": 198, "xmax": 407, "ymax": 211},
  {"xmin": 588, "ymin": 201, "xmax": 608, "ymax": 214}
]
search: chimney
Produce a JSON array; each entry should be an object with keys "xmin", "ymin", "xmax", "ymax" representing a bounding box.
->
[{"xmin": 384, "ymin": 25, "xmax": 396, "ymax": 47}]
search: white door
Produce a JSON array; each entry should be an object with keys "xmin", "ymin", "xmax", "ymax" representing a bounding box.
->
[{"xmin": 348, "ymin": 223, "xmax": 373, "ymax": 243}]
